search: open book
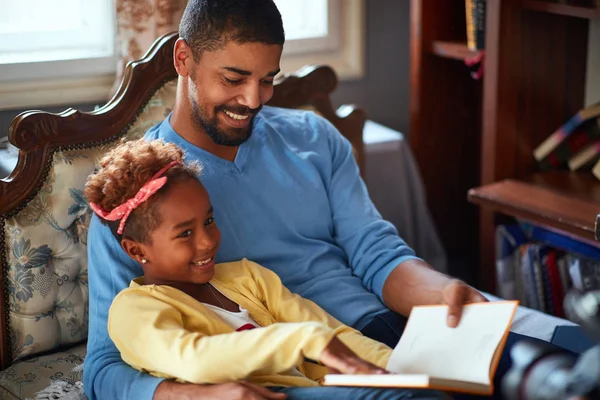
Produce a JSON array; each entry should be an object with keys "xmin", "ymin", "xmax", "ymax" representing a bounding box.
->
[{"xmin": 323, "ymin": 301, "xmax": 518, "ymax": 395}]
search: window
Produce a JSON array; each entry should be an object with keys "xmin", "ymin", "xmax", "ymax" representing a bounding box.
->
[
  {"xmin": 274, "ymin": 0, "xmax": 339, "ymax": 55},
  {"xmin": 0, "ymin": 0, "xmax": 114, "ymax": 64},
  {"xmin": 0, "ymin": 0, "xmax": 363, "ymax": 111},
  {"xmin": 274, "ymin": 0, "xmax": 364, "ymax": 81},
  {"xmin": 0, "ymin": 0, "xmax": 115, "ymax": 110}
]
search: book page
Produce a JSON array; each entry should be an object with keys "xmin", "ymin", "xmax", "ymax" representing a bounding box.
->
[
  {"xmin": 386, "ymin": 301, "xmax": 517, "ymax": 385},
  {"xmin": 323, "ymin": 374, "xmax": 430, "ymax": 388}
]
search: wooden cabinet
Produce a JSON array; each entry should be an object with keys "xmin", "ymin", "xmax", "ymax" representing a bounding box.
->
[{"xmin": 409, "ymin": 0, "xmax": 600, "ymax": 292}]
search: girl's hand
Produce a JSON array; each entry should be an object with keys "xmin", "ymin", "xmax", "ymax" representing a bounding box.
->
[{"xmin": 320, "ymin": 337, "xmax": 388, "ymax": 375}]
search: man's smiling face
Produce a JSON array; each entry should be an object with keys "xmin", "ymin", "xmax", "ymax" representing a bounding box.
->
[{"xmin": 186, "ymin": 40, "xmax": 282, "ymax": 146}]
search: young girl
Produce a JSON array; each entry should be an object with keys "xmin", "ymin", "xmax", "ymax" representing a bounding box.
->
[{"xmin": 84, "ymin": 139, "xmax": 449, "ymax": 400}]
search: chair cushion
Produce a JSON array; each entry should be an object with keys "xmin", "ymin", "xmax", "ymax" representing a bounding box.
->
[
  {"xmin": 0, "ymin": 343, "xmax": 85, "ymax": 400},
  {"xmin": 1, "ymin": 80, "xmax": 177, "ymax": 363}
]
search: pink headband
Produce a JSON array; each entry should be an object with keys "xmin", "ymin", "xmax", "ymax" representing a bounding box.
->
[{"xmin": 89, "ymin": 160, "xmax": 181, "ymax": 234}]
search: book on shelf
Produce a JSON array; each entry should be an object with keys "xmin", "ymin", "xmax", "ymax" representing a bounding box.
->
[
  {"xmin": 323, "ymin": 301, "xmax": 518, "ymax": 395},
  {"xmin": 544, "ymin": 250, "xmax": 565, "ymax": 317},
  {"xmin": 465, "ymin": 0, "xmax": 486, "ymax": 51},
  {"xmin": 565, "ymin": 0, "xmax": 598, "ymax": 6},
  {"xmin": 567, "ymin": 139, "xmax": 600, "ymax": 171},
  {"xmin": 495, "ymin": 224, "xmax": 527, "ymax": 300},
  {"xmin": 533, "ymin": 102, "xmax": 600, "ymax": 169},
  {"xmin": 591, "ymin": 154, "xmax": 600, "ymax": 180}
]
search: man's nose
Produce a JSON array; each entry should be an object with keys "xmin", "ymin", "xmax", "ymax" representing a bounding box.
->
[{"xmin": 238, "ymin": 83, "xmax": 261, "ymax": 110}]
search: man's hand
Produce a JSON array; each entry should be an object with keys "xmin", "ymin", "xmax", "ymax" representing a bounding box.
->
[
  {"xmin": 442, "ymin": 279, "xmax": 487, "ymax": 327},
  {"xmin": 320, "ymin": 337, "xmax": 387, "ymax": 375},
  {"xmin": 154, "ymin": 380, "xmax": 288, "ymax": 400},
  {"xmin": 382, "ymin": 259, "xmax": 487, "ymax": 327}
]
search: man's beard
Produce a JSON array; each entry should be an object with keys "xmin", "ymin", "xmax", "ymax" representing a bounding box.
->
[{"xmin": 191, "ymin": 98, "xmax": 261, "ymax": 147}]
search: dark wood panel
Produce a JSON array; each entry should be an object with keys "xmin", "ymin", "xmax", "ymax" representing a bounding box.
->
[
  {"xmin": 516, "ymin": 11, "xmax": 589, "ymax": 179},
  {"xmin": 410, "ymin": 0, "xmax": 482, "ymax": 277},
  {"xmin": 523, "ymin": 0, "xmax": 600, "ymax": 19},
  {"xmin": 527, "ymin": 171, "xmax": 600, "ymax": 202},
  {"xmin": 469, "ymin": 175, "xmax": 600, "ymax": 245},
  {"xmin": 479, "ymin": 0, "xmax": 523, "ymax": 292}
]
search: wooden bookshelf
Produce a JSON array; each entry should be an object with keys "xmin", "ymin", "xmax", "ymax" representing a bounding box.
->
[
  {"xmin": 523, "ymin": 0, "xmax": 600, "ymax": 19},
  {"xmin": 468, "ymin": 173, "xmax": 600, "ymax": 246},
  {"xmin": 410, "ymin": 0, "xmax": 483, "ymax": 284},
  {"xmin": 410, "ymin": 0, "xmax": 597, "ymax": 292},
  {"xmin": 430, "ymin": 41, "xmax": 479, "ymax": 60}
]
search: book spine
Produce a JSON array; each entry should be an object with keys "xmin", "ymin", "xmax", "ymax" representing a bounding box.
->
[
  {"xmin": 474, "ymin": 0, "xmax": 486, "ymax": 50},
  {"xmin": 565, "ymin": 0, "xmax": 596, "ymax": 6},
  {"xmin": 533, "ymin": 114, "xmax": 584, "ymax": 161},
  {"xmin": 465, "ymin": 0, "xmax": 476, "ymax": 51},
  {"xmin": 557, "ymin": 256, "xmax": 572, "ymax": 296},
  {"xmin": 546, "ymin": 251, "xmax": 565, "ymax": 317},
  {"xmin": 539, "ymin": 248, "xmax": 555, "ymax": 314},
  {"xmin": 532, "ymin": 245, "xmax": 546, "ymax": 312},
  {"xmin": 567, "ymin": 140, "xmax": 600, "ymax": 171},
  {"xmin": 466, "ymin": 0, "xmax": 486, "ymax": 51},
  {"xmin": 537, "ymin": 117, "xmax": 600, "ymax": 169},
  {"xmin": 593, "ymin": 157, "xmax": 600, "ymax": 181}
]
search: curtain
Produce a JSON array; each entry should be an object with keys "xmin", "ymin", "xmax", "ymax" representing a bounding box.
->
[{"xmin": 112, "ymin": 0, "xmax": 188, "ymax": 94}]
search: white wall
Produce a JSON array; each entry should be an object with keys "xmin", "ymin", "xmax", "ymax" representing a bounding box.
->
[{"xmin": 585, "ymin": 19, "xmax": 600, "ymax": 107}]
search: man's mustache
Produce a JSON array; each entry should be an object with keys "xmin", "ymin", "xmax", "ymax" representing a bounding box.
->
[{"xmin": 217, "ymin": 104, "xmax": 262, "ymax": 116}]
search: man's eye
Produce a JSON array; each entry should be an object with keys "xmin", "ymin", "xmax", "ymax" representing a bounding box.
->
[
  {"xmin": 205, "ymin": 217, "xmax": 215, "ymax": 226},
  {"xmin": 224, "ymin": 77, "xmax": 242, "ymax": 85},
  {"xmin": 179, "ymin": 230, "xmax": 192, "ymax": 238},
  {"xmin": 262, "ymin": 80, "xmax": 274, "ymax": 86}
]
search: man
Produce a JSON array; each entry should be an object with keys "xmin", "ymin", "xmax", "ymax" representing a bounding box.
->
[{"xmin": 84, "ymin": 1, "xmax": 519, "ymax": 399}]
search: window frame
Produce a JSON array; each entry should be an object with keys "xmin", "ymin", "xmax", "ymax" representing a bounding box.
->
[{"xmin": 279, "ymin": 0, "xmax": 365, "ymax": 81}]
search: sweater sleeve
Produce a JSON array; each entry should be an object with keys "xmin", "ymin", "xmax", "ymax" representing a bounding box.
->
[
  {"xmin": 312, "ymin": 115, "xmax": 423, "ymax": 302},
  {"xmin": 245, "ymin": 260, "xmax": 393, "ymax": 370},
  {"xmin": 85, "ymin": 215, "xmax": 163, "ymax": 400},
  {"xmin": 108, "ymin": 289, "xmax": 337, "ymax": 384}
]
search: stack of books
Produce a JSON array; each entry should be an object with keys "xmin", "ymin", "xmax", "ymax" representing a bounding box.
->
[
  {"xmin": 533, "ymin": 102, "xmax": 600, "ymax": 178},
  {"xmin": 465, "ymin": 0, "xmax": 486, "ymax": 51},
  {"xmin": 495, "ymin": 223, "xmax": 600, "ymax": 317}
]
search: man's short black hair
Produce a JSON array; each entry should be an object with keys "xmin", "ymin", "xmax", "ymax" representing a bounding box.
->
[{"xmin": 179, "ymin": 0, "xmax": 285, "ymax": 60}]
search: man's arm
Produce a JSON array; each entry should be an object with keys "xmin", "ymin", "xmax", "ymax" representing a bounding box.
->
[
  {"xmin": 316, "ymin": 116, "xmax": 486, "ymax": 325},
  {"xmin": 85, "ymin": 215, "xmax": 165, "ymax": 400},
  {"xmin": 314, "ymin": 116, "xmax": 420, "ymax": 302},
  {"xmin": 382, "ymin": 259, "xmax": 486, "ymax": 326}
]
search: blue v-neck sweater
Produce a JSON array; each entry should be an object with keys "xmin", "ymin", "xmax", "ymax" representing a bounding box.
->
[{"xmin": 84, "ymin": 106, "xmax": 419, "ymax": 400}]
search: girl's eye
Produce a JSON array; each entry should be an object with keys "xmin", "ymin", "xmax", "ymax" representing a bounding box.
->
[
  {"xmin": 179, "ymin": 229, "xmax": 192, "ymax": 238},
  {"xmin": 224, "ymin": 77, "xmax": 242, "ymax": 85},
  {"xmin": 205, "ymin": 217, "xmax": 215, "ymax": 226}
]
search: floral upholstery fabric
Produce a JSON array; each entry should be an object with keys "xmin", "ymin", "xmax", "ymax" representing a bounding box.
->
[
  {"xmin": 0, "ymin": 343, "xmax": 85, "ymax": 400},
  {"xmin": 0, "ymin": 80, "xmax": 177, "ymax": 398}
]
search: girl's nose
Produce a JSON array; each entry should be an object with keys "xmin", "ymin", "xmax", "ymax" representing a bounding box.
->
[{"xmin": 196, "ymin": 230, "xmax": 217, "ymax": 251}]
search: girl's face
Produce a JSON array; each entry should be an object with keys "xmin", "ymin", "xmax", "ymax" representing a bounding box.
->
[{"xmin": 130, "ymin": 178, "xmax": 221, "ymax": 285}]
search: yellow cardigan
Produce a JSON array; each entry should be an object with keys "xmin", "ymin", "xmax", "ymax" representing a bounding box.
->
[{"xmin": 108, "ymin": 258, "xmax": 392, "ymax": 387}]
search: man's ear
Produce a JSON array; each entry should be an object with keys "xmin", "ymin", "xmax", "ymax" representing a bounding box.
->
[
  {"xmin": 174, "ymin": 38, "xmax": 194, "ymax": 78},
  {"xmin": 121, "ymin": 238, "xmax": 147, "ymax": 265}
]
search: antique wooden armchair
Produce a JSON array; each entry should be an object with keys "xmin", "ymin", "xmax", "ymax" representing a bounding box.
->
[{"xmin": 0, "ymin": 32, "xmax": 366, "ymax": 399}]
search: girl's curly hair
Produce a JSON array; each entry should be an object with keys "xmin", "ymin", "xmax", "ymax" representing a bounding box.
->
[{"xmin": 84, "ymin": 139, "xmax": 202, "ymax": 243}]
